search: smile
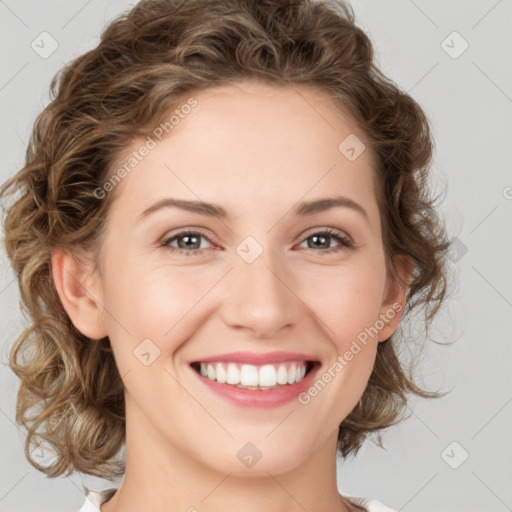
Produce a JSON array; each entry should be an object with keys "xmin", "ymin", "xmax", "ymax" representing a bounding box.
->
[{"xmin": 190, "ymin": 361, "xmax": 316, "ymax": 390}]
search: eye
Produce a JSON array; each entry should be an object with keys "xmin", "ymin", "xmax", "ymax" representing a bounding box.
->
[
  {"xmin": 160, "ymin": 227, "xmax": 353, "ymax": 257},
  {"xmin": 160, "ymin": 231, "xmax": 214, "ymax": 256},
  {"xmin": 296, "ymin": 228, "xmax": 353, "ymax": 254}
]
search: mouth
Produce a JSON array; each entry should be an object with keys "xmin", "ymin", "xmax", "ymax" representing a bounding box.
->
[{"xmin": 189, "ymin": 360, "xmax": 320, "ymax": 391}]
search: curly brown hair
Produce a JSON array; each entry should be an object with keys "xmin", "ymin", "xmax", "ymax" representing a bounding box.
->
[{"xmin": 0, "ymin": 0, "xmax": 453, "ymax": 480}]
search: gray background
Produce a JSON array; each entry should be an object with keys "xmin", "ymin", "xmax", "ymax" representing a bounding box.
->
[{"xmin": 1, "ymin": 1, "xmax": 511, "ymax": 511}]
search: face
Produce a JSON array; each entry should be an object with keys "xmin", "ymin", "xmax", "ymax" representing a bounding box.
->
[{"xmin": 64, "ymin": 79, "xmax": 407, "ymax": 478}]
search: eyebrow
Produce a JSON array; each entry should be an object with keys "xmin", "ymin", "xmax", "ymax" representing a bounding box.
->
[{"xmin": 137, "ymin": 195, "xmax": 370, "ymax": 224}]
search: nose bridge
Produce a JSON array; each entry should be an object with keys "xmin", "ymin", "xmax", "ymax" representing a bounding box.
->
[{"xmin": 221, "ymin": 238, "xmax": 300, "ymax": 337}]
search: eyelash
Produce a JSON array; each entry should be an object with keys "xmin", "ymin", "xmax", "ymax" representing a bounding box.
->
[{"xmin": 160, "ymin": 228, "xmax": 353, "ymax": 257}]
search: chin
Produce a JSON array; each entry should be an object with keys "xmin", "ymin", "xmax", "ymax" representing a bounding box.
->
[{"xmin": 200, "ymin": 438, "xmax": 313, "ymax": 478}]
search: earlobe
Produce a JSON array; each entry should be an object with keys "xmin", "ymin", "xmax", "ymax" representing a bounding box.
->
[
  {"xmin": 51, "ymin": 248, "xmax": 108, "ymax": 340},
  {"xmin": 377, "ymin": 254, "xmax": 414, "ymax": 342}
]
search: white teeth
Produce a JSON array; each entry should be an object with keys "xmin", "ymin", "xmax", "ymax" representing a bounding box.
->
[
  {"xmin": 240, "ymin": 364, "xmax": 259, "ymax": 386},
  {"xmin": 195, "ymin": 361, "xmax": 310, "ymax": 388},
  {"xmin": 226, "ymin": 363, "xmax": 240, "ymax": 384},
  {"xmin": 216, "ymin": 363, "xmax": 227, "ymax": 384},
  {"xmin": 258, "ymin": 364, "xmax": 277, "ymax": 386},
  {"xmin": 287, "ymin": 364, "xmax": 296, "ymax": 384},
  {"xmin": 276, "ymin": 364, "xmax": 289, "ymax": 385}
]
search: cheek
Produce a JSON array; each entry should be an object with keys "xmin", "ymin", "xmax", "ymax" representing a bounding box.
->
[
  {"xmin": 303, "ymin": 262, "xmax": 386, "ymax": 347},
  {"xmin": 104, "ymin": 264, "xmax": 216, "ymax": 354}
]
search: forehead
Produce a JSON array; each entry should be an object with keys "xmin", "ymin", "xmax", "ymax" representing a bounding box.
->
[{"xmin": 107, "ymin": 79, "xmax": 379, "ymax": 225}]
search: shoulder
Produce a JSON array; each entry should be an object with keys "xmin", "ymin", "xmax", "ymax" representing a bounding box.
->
[
  {"xmin": 78, "ymin": 487, "xmax": 119, "ymax": 512},
  {"xmin": 341, "ymin": 492, "xmax": 398, "ymax": 512}
]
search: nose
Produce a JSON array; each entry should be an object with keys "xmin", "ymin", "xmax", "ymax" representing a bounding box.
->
[{"xmin": 220, "ymin": 248, "xmax": 301, "ymax": 339}]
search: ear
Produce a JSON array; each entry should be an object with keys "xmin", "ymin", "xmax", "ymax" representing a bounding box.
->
[
  {"xmin": 377, "ymin": 254, "xmax": 414, "ymax": 342},
  {"xmin": 51, "ymin": 248, "xmax": 108, "ymax": 340}
]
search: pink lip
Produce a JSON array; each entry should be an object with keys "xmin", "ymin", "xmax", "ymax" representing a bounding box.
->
[
  {"xmin": 190, "ymin": 361, "xmax": 321, "ymax": 409},
  {"xmin": 189, "ymin": 351, "xmax": 318, "ymax": 365}
]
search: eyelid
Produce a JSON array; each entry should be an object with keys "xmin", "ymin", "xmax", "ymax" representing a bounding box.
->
[
  {"xmin": 159, "ymin": 226, "xmax": 215, "ymax": 244},
  {"xmin": 297, "ymin": 226, "xmax": 352, "ymax": 245}
]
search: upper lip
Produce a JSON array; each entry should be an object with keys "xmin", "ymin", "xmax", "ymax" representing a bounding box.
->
[{"xmin": 189, "ymin": 351, "xmax": 319, "ymax": 366}]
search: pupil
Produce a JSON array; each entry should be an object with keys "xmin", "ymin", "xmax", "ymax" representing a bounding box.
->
[
  {"xmin": 310, "ymin": 234, "xmax": 329, "ymax": 249},
  {"xmin": 179, "ymin": 234, "xmax": 199, "ymax": 249}
]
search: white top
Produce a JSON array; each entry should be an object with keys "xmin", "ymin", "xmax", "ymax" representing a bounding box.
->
[{"xmin": 78, "ymin": 487, "xmax": 397, "ymax": 512}]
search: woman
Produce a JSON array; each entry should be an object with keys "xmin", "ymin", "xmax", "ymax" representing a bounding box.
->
[{"xmin": 0, "ymin": 0, "xmax": 451, "ymax": 510}]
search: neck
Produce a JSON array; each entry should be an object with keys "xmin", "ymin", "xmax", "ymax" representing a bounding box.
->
[{"xmin": 101, "ymin": 396, "xmax": 354, "ymax": 512}]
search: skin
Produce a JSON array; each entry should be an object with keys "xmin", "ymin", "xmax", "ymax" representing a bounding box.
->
[{"xmin": 52, "ymin": 79, "xmax": 411, "ymax": 512}]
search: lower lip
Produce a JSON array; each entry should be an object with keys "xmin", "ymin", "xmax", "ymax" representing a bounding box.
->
[{"xmin": 190, "ymin": 363, "xmax": 321, "ymax": 408}]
